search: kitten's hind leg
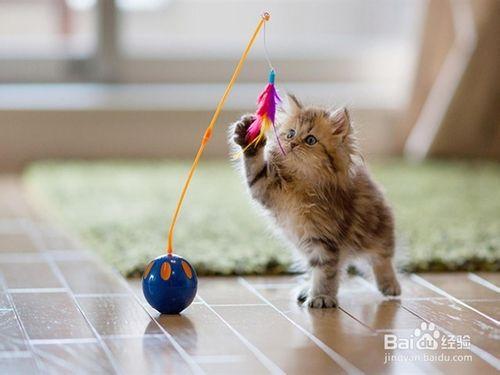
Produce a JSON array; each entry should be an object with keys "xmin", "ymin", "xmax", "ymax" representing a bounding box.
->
[{"xmin": 371, "ymin": 254, "xmax": 401, "ymax": 296}]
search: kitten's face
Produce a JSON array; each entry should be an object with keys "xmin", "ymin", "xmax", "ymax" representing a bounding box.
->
[{"xmin": 275, "ymin": 97, "xmax": 354, "ymax": 181}]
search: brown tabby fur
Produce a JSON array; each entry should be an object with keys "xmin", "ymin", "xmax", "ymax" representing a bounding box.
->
[{"xmin": 230, "ymin": 95, "xmax": 401, "ymax": 308}]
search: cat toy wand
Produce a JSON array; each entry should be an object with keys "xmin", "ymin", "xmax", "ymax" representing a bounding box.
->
[{"xmin": 142, "ymin": 12, "xmax": 281, "ymax": 314}]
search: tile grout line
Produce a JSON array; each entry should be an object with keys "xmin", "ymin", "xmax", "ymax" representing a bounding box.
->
[
  {"xmin": 5, "ymin": 290, "xmax": 277, "ymax": 302},
  {"xmin": 337, "ymin": 306, "xmax": 376, "ymax": 333},
  {"xmin": 12, "ymin": 182, "xmax": 499, "ymax": 374},
  {"xmin": 393, "ymin": 297, "xmax": 450, "ymax": 301},
  {"xmin": 296, "ymin": 275, "xmax": 378, "ymax": 333},
  {"xmin": 75, "ymin": 293, "xmax": 131, "ymax": 298},
  {"xmin": 252, "ymin": 283, "xmax": 297, "ymax": 289},
  {"xmin": 334, "ymin": 277, "xmax": 382, "ymax": 333},
  {"xmin": 411, "ymin": 274, "xmax": 500, "ymax": 325},
  {"xmin": 30, "ymin": 338, "xmax": 99, "ymax": 345},
  {"xmin": 406, "ymin": 275, "xmax": 500, "ymax": 370},
  {"xmin": 111, "ymin": 271, "xmax": 205, "ymax": 375},
  {"xmin": 103, "ymin": 333, "xmax": 166, "ymax": 340},
  {"xmin": 353, "ymin": 272, "xmax": 490, "ymax": 301},
  {"xmin": 238, "ymin": 277, "xmax": 364, "ymax": 375},
  {"xmin": 350, "ymin": 288, "xmax": 479, "ymax": 375},
  {"xmin": 468, "ymin": 273, "xmax": 500, "ymax": 293},
  {"xmin": 197, "ymin": 294, "xmax": 285, "ymax": 375},
  {"xmin": 208, "ymin": 303, "xmax": 268, "ymax": 307},
  {"xmin": 191, "ymin": 354, "xmax": 246, "ymax": 364},
  {"xmin": 0, "ymin": 351, "xmax": 32, "ymax": 359},
  {"xmin": 0, "ymin": 273, "xmax": 45, "ymax": 373},
  {"xmin": 0, "ymin": 192, "xmax": 52, "ymax": 374},
  {"xmin": 8, "ymin": 288, "xmax": 67, "ymax": 294},
  {"xmin": 23, "ymin": 220, "xmax": 123, "ymax": 375},
  {"xmin": 30, "ymin": 216, "xmax": 205, "ymax": 375},
  {"xmin": 39, "ymin": 260, "xmax": 123, "ymax": 375},
  {"xmin": 353, "ymin": 275, "xmax": 437, "ymax": 327},
  {"xmin": 29, "ymin": 335, "xmax": 168, "ymax": 345},
  {"xmin": 401, "ymin": 302, "xmax": 500, "ymax": 371}
]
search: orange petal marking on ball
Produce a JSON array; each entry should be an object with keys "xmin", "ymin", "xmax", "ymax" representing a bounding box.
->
[
  {"xmin": 143, "ymin": 261, "xmax": 154, "ymax": 279},
  {"xmin": 160, "ymin": 262, "xmax": 172, "ymax": 281},
  {"xmin": 181, "ymin": 261, "xmax": 193, "ymax": 279}
]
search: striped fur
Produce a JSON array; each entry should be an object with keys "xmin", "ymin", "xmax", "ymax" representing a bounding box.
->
[{"xmin": 230, "ymin": 97, "xmax": 400, "ymax": 308}]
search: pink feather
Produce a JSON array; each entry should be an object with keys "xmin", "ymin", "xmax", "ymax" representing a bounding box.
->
[{"xmin": 245, "ymin": 71, "xmax": 285, "ymax": 154}]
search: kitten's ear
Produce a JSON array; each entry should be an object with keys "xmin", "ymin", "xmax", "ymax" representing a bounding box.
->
[
  {"xmin": 285, "ymin": 93, "xmax": 302, "ymax": 114},
  {"xmin": 330, "ymin": 107, "xmax": 351, "ymax": 138}
]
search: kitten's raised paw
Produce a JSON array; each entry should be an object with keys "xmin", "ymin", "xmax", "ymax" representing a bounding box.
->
[
  {"xmin": 233, "ymin": 114, "xmax": 256, "ymax": 147},
  {"xmin": 307, "ymin": 295, "xmax": 338, "ymax": 309},
  {"xmin": 379, "ymin": 279, "xmax": 402, "ymax": 297}
]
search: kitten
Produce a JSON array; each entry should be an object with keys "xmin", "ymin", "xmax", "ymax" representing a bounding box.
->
[{"xmin": 231, "ymin": 94, "xmax": 401, "ymax": 308}]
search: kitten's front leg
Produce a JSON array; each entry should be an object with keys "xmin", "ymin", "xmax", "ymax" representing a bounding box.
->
[
  {"xmin": 232, "ymin": 114, "xmax": 264, "ymax": 157},
  {"xmin": 301, "ymin": 238, "xmax": 340, "ymax": 308},
  {"xmin": 232, "ymin": 115, "xmax": 273, "ymax": 204}
]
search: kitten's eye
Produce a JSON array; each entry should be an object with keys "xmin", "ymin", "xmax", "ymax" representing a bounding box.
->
[
  {"xmin": 305, "ymin": 135, "xmax": 317, "ymax": 145},
  {"xmin": 286, "ymin": 129, "xmax": 296, "ymax": 139}
]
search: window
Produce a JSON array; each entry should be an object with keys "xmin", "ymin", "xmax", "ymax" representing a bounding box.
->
[
  {"xmin": 0, "ymin": 0, "xmax": 96, "ymax": 82},
  {"xmin": 0, "ymin": 0, "xmax": 425, "ymax": 87}
]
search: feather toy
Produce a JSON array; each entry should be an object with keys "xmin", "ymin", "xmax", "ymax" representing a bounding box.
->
[
  {"xmin": 244, "ymin": 69, "xmax": 285, "ymax": 154},
  {"xmin": 143, "ymin": 13, "xmax": 277, "ymax": 315}
]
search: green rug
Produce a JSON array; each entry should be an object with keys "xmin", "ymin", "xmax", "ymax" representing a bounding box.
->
[{"xmin": 25, "ymin": 159, "xmax": 500, "ymax": 276}]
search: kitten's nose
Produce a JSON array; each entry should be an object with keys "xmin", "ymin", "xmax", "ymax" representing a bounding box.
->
[{"xmin": 290, "ymin": 142, "xmax": 298, "ymax": 149}]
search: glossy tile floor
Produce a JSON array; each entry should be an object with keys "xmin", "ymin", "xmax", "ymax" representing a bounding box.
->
[{"xmin": 0, "ymin": 176, "xmax": 499, "ymax": 374}]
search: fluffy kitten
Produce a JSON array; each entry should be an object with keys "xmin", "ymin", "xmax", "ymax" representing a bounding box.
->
[{"xmin": 231, "ymin": 95, "xmax": 401, "ymax": 308}]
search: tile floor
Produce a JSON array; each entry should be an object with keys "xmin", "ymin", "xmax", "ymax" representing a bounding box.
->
[{"xmin": 0, "ymin": 175, "xmax": 499, "ymax": 374}]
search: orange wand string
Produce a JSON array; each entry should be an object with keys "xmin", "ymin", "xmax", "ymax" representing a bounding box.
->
[{"xmin": 166, "ymin": 12, "xmax": 271, "ymax": 254}]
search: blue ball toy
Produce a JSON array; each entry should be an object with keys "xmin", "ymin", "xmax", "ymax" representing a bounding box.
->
[{"xmin": 142, "ymin": 254, "xmax": 198, "ymax": 314}]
